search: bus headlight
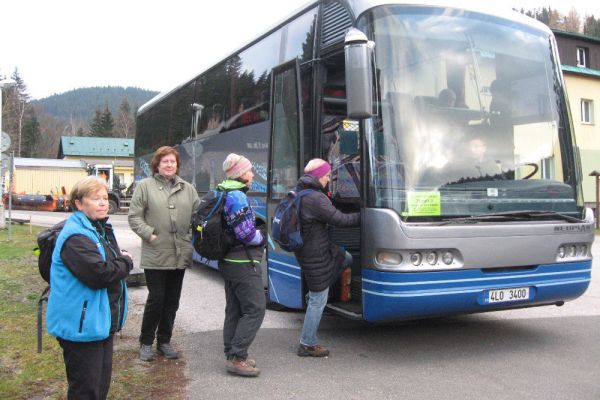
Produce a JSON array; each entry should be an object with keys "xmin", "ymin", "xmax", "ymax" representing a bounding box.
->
[
  {"xmin": 442, "ymin": 251, "xmax": 454, "ymax": 265},
  {"xmin": 376, "ymin": 251, "xmax": 402, "ymax": 265},
  {"xmin": 410, "ymin": 252, "xmax": 422, "ymax": 266},
  {"xmin": 557, "ymin": 243, "xmax": 590, "ymax": 262},
  {"xmin": 426, "ymin": 252, "xmax": 438, "ymax": 265}
]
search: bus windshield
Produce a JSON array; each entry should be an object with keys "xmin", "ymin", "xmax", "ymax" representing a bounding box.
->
[{"xmin": 359, "ymin": 6, "xmax": 580, "ymax": 221}]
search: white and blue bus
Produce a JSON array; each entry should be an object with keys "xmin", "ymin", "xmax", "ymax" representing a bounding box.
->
[{"xmin": 135, "ymin": 0, "xmax": 595, "ymax": 322}]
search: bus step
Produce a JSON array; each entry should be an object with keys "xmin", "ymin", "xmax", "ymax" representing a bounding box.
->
[{"xmin": 325, "ymin": 302, "xmax": 363, "ymax": 320}]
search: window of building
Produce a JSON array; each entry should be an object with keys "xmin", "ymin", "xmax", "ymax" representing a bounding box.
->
[
  {"xmin": 576, "ymin": 47, "xmax": 589, "ymax": 68},
  {"xmin": 581, "ymin": 99, "xmax": 594, "ymax": 124}
]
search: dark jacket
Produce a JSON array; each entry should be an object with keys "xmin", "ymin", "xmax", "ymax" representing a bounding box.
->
[
  {"xmin": 293, "ymin": 174, "xmax": 359, "ymax": 292},
  {"xmin": 47, "ymin": 212, "xmax": 132, "ymax": 341}
]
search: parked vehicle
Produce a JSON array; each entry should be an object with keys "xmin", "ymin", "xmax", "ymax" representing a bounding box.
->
[
  {"xmin": 135, "ymin": 0, "xmax": 595, "ymax": 322},
  {"xmin": 89, "ymin": 165, "xmax": 133, "ymax": 214}
]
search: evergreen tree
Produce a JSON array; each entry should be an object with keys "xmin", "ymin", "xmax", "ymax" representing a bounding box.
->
[
  {"xmin": 99, "ymin": 105, "xmax": 114, "ymax": 137},
  {"xmin": 2, "ymin": 68, "xmax": 30, "ymax": 156},
  {"xmin": 76, "ymin": 126, "xmax": 85, "ymax": 136},
  {"xmin": 90, "ymin": 108, "xmax": 104, "ymax": 136},
  {"xmin": 21, "ymin": 107, "xmax": 40, "ymax": 157},
  {"xmin": 584, "ymin": 15, "xmax": 600, "ymax": 38}
]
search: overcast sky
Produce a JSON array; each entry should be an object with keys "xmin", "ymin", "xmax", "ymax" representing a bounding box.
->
[{"xmin": 2, "ymin": 0, "xmax": 599, "ymax": 100}]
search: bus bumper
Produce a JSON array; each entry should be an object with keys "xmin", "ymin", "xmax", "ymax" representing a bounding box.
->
[{"xmin": 361, "ymin": 261, "xmax": 592, "ymax": 323}]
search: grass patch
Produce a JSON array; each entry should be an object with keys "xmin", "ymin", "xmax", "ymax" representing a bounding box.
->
[{"xmin": 0, "ymin": 225, "xmax": 187, "ymax": 399}]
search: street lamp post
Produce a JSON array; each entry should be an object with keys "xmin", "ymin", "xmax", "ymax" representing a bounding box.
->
[{"xmin": 0, "ymin": 78, "xmax": 17, "ymax": 230}]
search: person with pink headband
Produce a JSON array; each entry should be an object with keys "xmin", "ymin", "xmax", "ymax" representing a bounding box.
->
[{"xmin": 292, "ymin": 158, "xmax": 360, "ymax": 357}]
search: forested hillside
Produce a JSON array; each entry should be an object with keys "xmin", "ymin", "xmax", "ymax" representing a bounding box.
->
[
  {"xmin": 34, "ymin": 86, "xmax": 158, "ymax": 122},
  {"xmin": 1, "ymin": 70, "xmax": 159, "ymax": 158}
]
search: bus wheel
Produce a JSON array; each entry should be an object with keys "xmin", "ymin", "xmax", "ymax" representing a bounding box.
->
[{"xmin": 108, "ymin": 200, "xmax": 118, "ymax": 214}]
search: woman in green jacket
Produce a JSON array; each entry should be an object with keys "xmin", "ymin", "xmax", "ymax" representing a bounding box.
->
[{"xmin": 128, "ymin": 146, "xmax": 200, "ymax": 361}]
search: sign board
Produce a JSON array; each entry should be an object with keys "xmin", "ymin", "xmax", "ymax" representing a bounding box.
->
[
  {"xmin": 1, "ymin": 152, "xmax": 9, "ymax": 169},
  {"xmin": 1, "ymin": 132, "xmax": 10, "ymax": 152}
]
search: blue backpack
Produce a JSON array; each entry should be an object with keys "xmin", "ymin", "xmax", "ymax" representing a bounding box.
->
[{"xmin": 271, "ymin": 189, "xmax": 313, "ymax": 252}]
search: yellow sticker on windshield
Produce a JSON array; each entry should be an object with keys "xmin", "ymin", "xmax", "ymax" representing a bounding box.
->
[{"xmin": 405, "ymin": 191, "xmax": 441, "ymax": 216}]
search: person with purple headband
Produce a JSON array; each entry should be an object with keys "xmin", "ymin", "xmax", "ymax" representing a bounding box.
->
[
  {"xmin": 293, "ymin": 158, "xmax": 360, "ymax": 357},
  {"xmin": 217, "ymin": 153, "xmax": 266, "ymax": 377}
]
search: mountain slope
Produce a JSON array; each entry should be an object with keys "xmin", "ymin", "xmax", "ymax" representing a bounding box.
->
[{"xmin": 33, "ymin": 86, "xmax": 159, "ymax": 122}]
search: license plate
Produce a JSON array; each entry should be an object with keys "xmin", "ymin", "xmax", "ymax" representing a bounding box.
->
[{"xmin": 487, "ymin": 287, "xmax": 530, "ymax": 303}]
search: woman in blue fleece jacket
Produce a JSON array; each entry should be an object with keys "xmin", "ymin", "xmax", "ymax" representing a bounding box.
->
[
  {"xmin": 217, "ymin": 153, "xmax": 266, "ymax": 378},
  {"xmin": 47, "ymin": 176, "xmax": 132, "ymax": 400}
]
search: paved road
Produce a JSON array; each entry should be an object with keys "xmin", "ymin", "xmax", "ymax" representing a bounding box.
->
[{"xmin": 10, "ymin": 211, "xmax": 600, "ymax": 399}]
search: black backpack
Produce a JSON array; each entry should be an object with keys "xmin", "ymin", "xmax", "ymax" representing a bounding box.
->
[
  {"xmin": 35, "ymin": 220, "xmax": 67, "ymax": 283},
  {"xmin": 271, "ymin": 189, "xmax": 313, "ymax": 252},
  {"xmin": 192, "ymin": 189, "xmax": 235, "ymax": 260},
  {"xmin": 33, "ymin": 219, "xmax": 66, "ymax": 353}
]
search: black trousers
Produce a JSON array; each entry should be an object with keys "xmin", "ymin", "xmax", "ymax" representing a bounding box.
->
[
  {"xmin": 219, "ymin": 260, "xmax": 266, "ymax": 360},
  {"xmin": 58, "ymin": 335, "xmax": 114, "ymax": 400},
  {"xmin": 139, "ymin": 268, "xmax": 185, "ymax": 345}
]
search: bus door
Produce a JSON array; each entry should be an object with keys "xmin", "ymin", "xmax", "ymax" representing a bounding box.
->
[
  {"xmin": 320, "ymin": 54, "xmax": 363, "ymax": 318},
  {"xmin": 266, "ymin": 59, "xmax": 305, "ymax": 309}
]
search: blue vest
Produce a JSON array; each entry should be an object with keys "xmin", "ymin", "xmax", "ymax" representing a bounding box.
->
[{"xmin": 46, "ymin": 211, "xmax": 128, "ymax": 341}]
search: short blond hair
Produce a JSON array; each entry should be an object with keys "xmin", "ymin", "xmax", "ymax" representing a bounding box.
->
[{"xmin": 70, "ymin": 176, "xmax": 108, "ymax": 203}]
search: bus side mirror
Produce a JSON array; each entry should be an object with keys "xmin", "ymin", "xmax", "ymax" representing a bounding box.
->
[{"xmin": 344, "ymin": 28, "xmax": 375, "ymax": 119}]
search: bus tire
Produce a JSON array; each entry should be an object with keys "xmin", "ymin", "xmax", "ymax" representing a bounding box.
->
[{"xmin": 108, "ymin": 200, "xmax": 118, "ymax": 214}]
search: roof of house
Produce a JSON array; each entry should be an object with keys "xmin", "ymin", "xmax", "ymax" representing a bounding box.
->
[
  {"xmin": 562, "ymin": 64, "xmax": 600, "ymax": 78},
  {"xmin": 59, "ymin": 136, "xmax": 135, "ymax": 158},
  {"xmin": 14, "ymin": 157, "xmax": 87, "ymax": 168},
  {"xmin": 553, "ymin": 29, "xmax": 600, "ymax": 45}
]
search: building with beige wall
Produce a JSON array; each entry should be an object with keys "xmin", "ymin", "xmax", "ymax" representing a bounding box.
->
[
  {"xmin": 9, "ymin": 158, "xmax": 88, "ymax": 195},
  {"xmin": 58, "ymin": 136, "xmax": 135, "ymax": 187},
  {"xmin": 555, "ymin": 31, "xmax": 600, "ymax": 210}
]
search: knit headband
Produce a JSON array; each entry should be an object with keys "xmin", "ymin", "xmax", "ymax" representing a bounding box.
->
[{"xmin": 306, "ymin": 162, "xmax": 331, "ymax": 179}]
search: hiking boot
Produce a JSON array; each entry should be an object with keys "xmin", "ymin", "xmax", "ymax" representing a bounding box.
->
[
  {"xmin": 226, "ymin": 357, "xmax": 260, "ymax": 377},
  {"xmin": 297, "ymin": 344, "xmax": 330, "ymax": 357},
  {"xmin": 227, "ymin": 356, "xmax": 256, "ymax": 368},
  {"xmin": 139, "ymin": 344, "xmax": 155, "ymax": 362},
  {"xmin": 157, "ymin": 342, "xmax": 179, "ymax": 359}
]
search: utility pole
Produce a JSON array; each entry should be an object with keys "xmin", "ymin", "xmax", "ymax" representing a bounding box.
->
[{"xmin": 0, "ymin": 78, "xmax": 17, "ymax": 230}]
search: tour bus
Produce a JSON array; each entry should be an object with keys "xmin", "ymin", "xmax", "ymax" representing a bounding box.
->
[{"xmin": 135, "ymin": 0, "xmax": 595, "ymax": 322}]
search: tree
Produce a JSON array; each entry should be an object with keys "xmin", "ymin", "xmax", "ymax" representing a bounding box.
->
[
  {"xmin": 32, "ymin": 105, "xmax": 65, "ymax": 158},
  {"xmin": 89, "ymin": 105, "xmax": 114, "ymax": 137},
  {"xmin": 115, "ymin": 96, "xmax": 134, "ymax": 137},
  {"xmin": 89, "ymin": 108, "xmax": 104, "ymax": 136},
  {"xmin": 562, "ymin": 7, "xmax": 581, "ymax": 32},
  {"xmin": 2, "ymin": 68, "xmax": 30, "ymax": 156},
  {"xmin": 527, "ymin": 7, "xmax": 562, "ymax": 29},
  {"xmin": 584, "ymin": 15, "xmax": 600, "ymax": 38},
  {"xmin": 21, "ymin": 106, "xmax": 40, "ymax": 157},
  {"xmin": 100, "ymin": 105, "xmax": 114, "ymax": 137}
]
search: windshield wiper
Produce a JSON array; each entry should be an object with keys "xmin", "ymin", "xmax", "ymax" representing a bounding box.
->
[{"xmin": 438, "ymin": 210, "xmax": 583, "ymax": 225}]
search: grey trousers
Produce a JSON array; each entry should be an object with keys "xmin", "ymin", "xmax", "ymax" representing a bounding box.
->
[{"xmin": 218, "ymin": 260, "xmax": 266, "ymax": 360}]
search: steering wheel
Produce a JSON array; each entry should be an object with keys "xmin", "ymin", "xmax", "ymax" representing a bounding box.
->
[{"xmin": 521, "ymin": 162, "xmax": 539, "ymax": 180}]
